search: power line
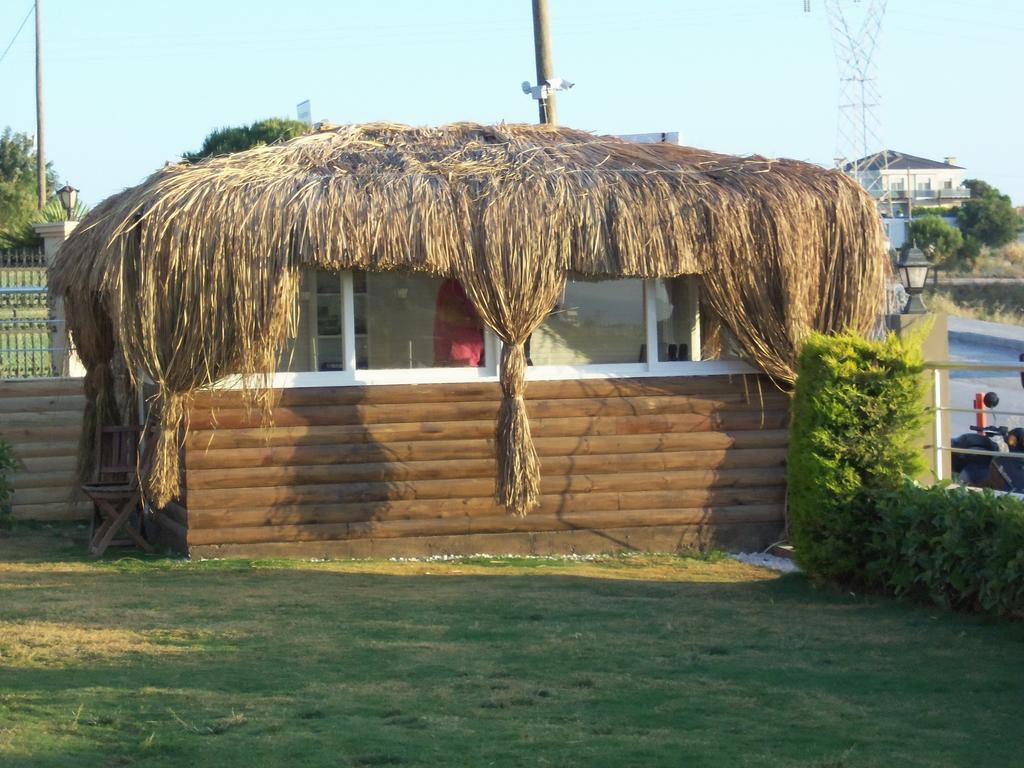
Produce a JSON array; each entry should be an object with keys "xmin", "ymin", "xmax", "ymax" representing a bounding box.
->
[{"xmin": 0, "ymin": 4, "xmax": 33, "ymax": 68}]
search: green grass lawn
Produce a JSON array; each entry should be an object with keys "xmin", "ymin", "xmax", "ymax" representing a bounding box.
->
[{"xmin": 1, "ymin": 524, "xmax": 1022, "ymax": 768}]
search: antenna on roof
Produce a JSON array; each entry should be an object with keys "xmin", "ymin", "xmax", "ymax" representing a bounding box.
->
[{"xmin": 806, "ymin": 1, "xmax": 891, "ymax": 212}]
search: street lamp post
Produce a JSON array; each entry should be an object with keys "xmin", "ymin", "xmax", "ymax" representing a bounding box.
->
[
  {"xmin": 56, "ymin": 184, "xmax": 78, "ymax": 220},
  {"xmin": 897, "ymin": 242, "xmax": 932, "ymax": 314}
]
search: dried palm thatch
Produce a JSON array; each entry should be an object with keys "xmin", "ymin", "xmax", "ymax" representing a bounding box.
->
[{"xmin": 51, "ymin": 122, "xmax": 887, "ymax": 514}]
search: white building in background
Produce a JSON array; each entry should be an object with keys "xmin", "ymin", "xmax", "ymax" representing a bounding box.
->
[
  {"xmin": 844, "ymin": 150, "xmax": 970, "ymax": 220},
  {"xmin": 843, "ymin": 151, "xmax": 972, "ymax": 251}
]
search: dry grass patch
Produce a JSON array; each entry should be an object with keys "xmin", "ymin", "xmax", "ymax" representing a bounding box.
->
[{"xmin": 0, "ymin": 622, "xmax": 209, "ymax": 667}]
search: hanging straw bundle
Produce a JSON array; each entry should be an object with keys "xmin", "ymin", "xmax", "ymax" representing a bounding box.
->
[{"xmin": 50, "ymin": 122, "xmax": 887, "ymax": 514}]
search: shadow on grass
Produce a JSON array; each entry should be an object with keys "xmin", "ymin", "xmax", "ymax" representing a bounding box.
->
[{"xmin": 2, "ymin": 551, "xmax": 1024, "ymax": 768}]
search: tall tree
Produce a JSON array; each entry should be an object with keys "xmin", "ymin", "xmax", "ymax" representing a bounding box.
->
[
  {"xmin": 956, "ymin": 179, "xmax": 1022, "ymax": 248},
  {"xmin": 184, "ymin": 118, "xmax": 309, "ymax": 163},
  {"xmin": 0, "ymin": 127, "xmax": 58, "ymax": 248},
  {"xmin": 906, "ymin": 215, "xmax": 963, "ymax": 268}
]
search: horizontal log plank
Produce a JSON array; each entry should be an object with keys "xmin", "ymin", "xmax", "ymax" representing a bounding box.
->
[
  {"xmin": 185, "ymin": 420, "xmax": 497, "ymax": 451},
  {"xmin": 11, "ymin": 500, "xmax": 91, "ymax": 521},
  {"xmin": 190, "ymin": 496, "xmax": 502, "ymax": 529},
  {"xmin": 186, "ymin": 448, "xmax": 787, "ymax": 491},
  {"xmin": 0, "ymin": 425, "xmax": 82, "ymax": 444},
  {"xmin": 10, "ymin": 469, "xmax": 79, "ymax": 489},
  {"xmin": 188, "ymin": 486, "xmax": 787, "ymax": 529},
  {"xmin": 187, "ymin": 466, "xmax": 785, "ymax": 511},
  {"xmin": 185, "ymin": 410, "xmax": 788, "ymax": 451},
  {"xmin": 189, "ymin": 375, "xmax": 781, "ymax": 409},
  {"xmin": 186, "ymin": 429, "xmax": 789, "ymax": 470},
  {"xmin": 0, "ymin": 395, "xmax": 85, "ymax": 414},
  {"xmin": 533, "ymin": 411, "xmax": 789, "ymax": 437},
  {"xmin": 188, "ymin": 521, "xmax": 785, "ymax": 560},
  {"xmin": 0, "ymin": 379, "xmax": 84, "ymax": 398},
  {"xmin": 188, "ymin": 458, "xmax": 498, "ymax": 490},
  {"xmin": 11, "ymin": 486, "xmax": 81, "ymax": 506},
  {"xmin": 187, "ymin": 504, "xmax": 785, "ymax": 545},
  {"xmin": 187, "ymin": 392, "xmax": 788, "ymax": 431},
  {"xmin": 3, "ymin": 441, "xmax": 80, "ymax": 460},
  {"xmin": 0, "ymin": 411, "xmax": 86, "ymax": 428},
  {"xmin": 13, "ymin": 454, "xmax": 79, "ymax": 473}
]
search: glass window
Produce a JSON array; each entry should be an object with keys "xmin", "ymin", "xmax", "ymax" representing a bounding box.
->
[
  {"xmin": 654, "ymin": 277, "xmax": 698, "ymax": 361},
  {"xmin": 279, "ymin": 271, "xmax": 346, "ymax": 372},
  {"xmin": 529, "ymin": 278, "xmax": 645, "ymax": 365},
  {"xmin": 275, "ymin": 269, "xmax": 747, "ymax": 379},
  {"xmin": 355, "ymin": 270, "xmax": 485, "ymax": 370}
]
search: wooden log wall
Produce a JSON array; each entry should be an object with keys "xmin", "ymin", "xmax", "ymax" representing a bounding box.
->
[
  {"xmin": 184, "ymin": 375, "xmax": 790, "ymax": 558},
  {"xmin": 0, "ymin": 377, "xmax": 89, "ymax": 520}
]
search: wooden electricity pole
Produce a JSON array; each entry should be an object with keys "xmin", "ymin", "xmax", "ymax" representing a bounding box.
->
[
  {"xmin": 531, "ymin": 0, "xmax": 556, "ymax": 125},
  {"xmin": 35, "ymin": 0, "xmax": 46, "ymax": 208}
]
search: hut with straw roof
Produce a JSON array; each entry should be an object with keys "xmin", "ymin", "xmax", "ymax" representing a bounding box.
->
[{"xmin": 51, "ymin": 122, "xmax": 886, "ymax": 558}]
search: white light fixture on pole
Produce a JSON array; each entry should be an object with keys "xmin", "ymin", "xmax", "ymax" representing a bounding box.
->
[
  {"xmin": 521, "ymin": 77, "xmax": 574, "ymax": 103},
  {"xmin": 56, "ymin": 184, "xmax": 78, "ymax": 220},
  {"xmin": 897, "ymin": 242, "xmax": 931, "ymax": 313}
]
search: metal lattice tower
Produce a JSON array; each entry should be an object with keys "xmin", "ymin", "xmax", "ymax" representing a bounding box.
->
[{"xmin": 808, "ymin": 1, "xmax": 889, "ymax": 201}]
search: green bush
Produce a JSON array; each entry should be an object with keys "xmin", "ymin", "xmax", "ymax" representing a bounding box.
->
[
  {"xmin": 0, "ymin": 439, "xmax": 17, "ymax": 514},
  {"xmin": 906, "ymin": 215, "xmax": 962, "ymax": 268},
  {"xmin": 869, "ymin": 482, "xmax": 1024, "ymax": 617},
  {"xmin": 788, "ymin": 331, "xmax": 927, "ymax": 581}
]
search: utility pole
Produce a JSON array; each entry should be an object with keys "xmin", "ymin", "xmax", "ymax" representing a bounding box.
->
[
  {"xmin": 35, "ymin": 0, "xmax": 46, "ymax": 208},
  {"xmin": 531, "ymin": 0, "xmax": 556, "ymax": 125}
]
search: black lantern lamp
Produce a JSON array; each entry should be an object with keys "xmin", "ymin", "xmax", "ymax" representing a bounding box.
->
[
  {"xmin": 56, "ymin": 184, "xmax": 79, "ymax": 220},
  {"xmin": 897, "ymin": 241, "xmax": 931, "ymax": 314}
]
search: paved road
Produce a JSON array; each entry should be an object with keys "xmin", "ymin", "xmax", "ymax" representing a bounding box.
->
[
  {"xmin": 934, "ymin": 277, "xmax": 1024, "ymax": 286},
  {"xmin": 947, "ymin": 317, "xmax": 1024, "ymax": 436}
]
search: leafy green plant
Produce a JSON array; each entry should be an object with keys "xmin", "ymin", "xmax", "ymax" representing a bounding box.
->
[
  {"xmin": 906, "ymin": 215, "xmax": 963, "ymax": 268},
  {"xmin": 183, "ymin": 117, "xmax": 309, "ymax": 162},
  {"xmin": 32, "ymin": 195, "xmax": 91, "ymax": 223},
  {"xmin": 0, "ymin": 439, "xmax": 18, "ymax": 516},
  {"xmin": 787, "ymin": 331, "xmax": 927, "ymax": 582},
  {"xmin": 869, "ymin": 482, "xmax": 1024, "ymax": 617},
  {"xmin": 957, "ymin": 179, "xmax": 1023, "ymax": 249},
  {"xmin": 0, "ymin": 127, "xmax": 60, "ymax": 248}
]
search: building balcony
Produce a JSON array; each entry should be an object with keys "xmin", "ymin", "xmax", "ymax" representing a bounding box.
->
[{"xmin": 882, "ymin": 188, "xmax": 970, "ymax": 202}]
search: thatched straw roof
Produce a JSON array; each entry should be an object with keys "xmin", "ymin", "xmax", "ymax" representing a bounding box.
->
[{"xmin": 51, "ymin": 122, "xmax": 887, "ymax": 514}]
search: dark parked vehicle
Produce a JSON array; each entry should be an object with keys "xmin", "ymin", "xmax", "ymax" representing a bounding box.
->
[{"xmin": 951, "ymin": 388, "xmax": 1024, "ymax": 494}]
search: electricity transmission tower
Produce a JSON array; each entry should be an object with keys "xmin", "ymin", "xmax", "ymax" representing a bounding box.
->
[{"xmin": 807, "ymin": 0, "xmax": 889, "ymax": 203}]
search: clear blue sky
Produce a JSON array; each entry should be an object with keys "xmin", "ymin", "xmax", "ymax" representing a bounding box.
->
[{"xmin": 2, "ymin": 0, "xmax": 1021, "ymax": 206}]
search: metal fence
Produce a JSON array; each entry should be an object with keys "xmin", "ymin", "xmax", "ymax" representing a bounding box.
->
[
  {"xmin": 925, "ymin": 359, "xmax": 1024, "ymax": 483},
  {"xmin": 0, "ymin": 245, "xmax": 65, "ymax": 378}
]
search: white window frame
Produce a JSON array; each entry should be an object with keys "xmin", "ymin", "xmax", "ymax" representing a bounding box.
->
[
  {"xmin": 220, "ymin": 271, "xmax": 754, "ymax": 390},
  {"xmin": 525, "ymin": 277, "xmax": 752, "ymax": 382}
]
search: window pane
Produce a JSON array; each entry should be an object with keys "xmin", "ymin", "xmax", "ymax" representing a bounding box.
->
[
  {"xmin": 278, "ymin": 270, "xmax": 345, "ymax": 372},
  {"xmin": 654, "ymin": 277, "xmax": 696, "ymax": 361},
  {"xmin": 529, "ymin": 278, "xmax": 645, "ymax": 365},
  {"xmin": 316, "ymin": 337, "xmax": 345, "ymax": 371},
  {"xmin": 690, "ymin": 280, "xmax": 742, "ymax": 361},
  {"xmin": 355, "ymin": 270, "xmax": 485, "ymax": 369},
  {"xmin": 316, "ymin": 295, "xmax": 342, "ymax": 336},
  {"xmin": 316, "ymin": 271, "xmax": 341, "ymax": 295}
]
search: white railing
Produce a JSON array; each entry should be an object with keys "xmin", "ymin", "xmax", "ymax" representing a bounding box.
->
[{"xmin": 925, "ymin": 360, "xmax": 1024, "ymax": 482}]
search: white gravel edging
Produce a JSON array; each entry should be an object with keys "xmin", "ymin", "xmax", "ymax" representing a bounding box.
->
[{"xmin": 728, "ymin": 552, "xmax": 801, "ymax": 573}]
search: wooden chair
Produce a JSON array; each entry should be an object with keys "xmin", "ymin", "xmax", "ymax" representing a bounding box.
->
[{"xmin": 82, "ymin": 425, "xmax": 155, "ymax": 557}]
